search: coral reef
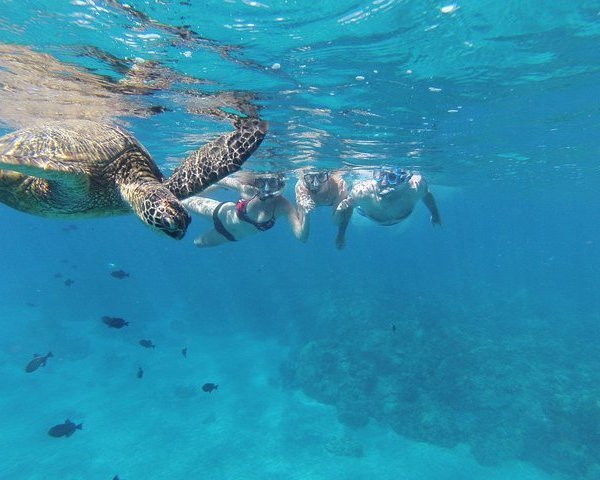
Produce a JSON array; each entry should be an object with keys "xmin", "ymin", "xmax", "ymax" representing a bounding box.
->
[
  {"xmin": 281, "ymin": 293, "xmax": 600, "ymax": 478},
  {"xmin": 324, "ymin": 436, "xmax": 364, "ymax": 458}
]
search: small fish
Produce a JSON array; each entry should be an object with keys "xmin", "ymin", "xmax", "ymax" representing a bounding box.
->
[
  {"xmin": 181, "ymin": 347, "xmax": 187, "ymax": 358},
  {"xmin": 54, "ymin": 272, "xmax": 63, "ymax": 278},
  {"xmin": 149, "ymin": 105, "xmax": 169, "ymax": 114},
  {"xmin": 48, "ymin": 419, "xmax": 82, "ymax": 438},
  {"xmin": 62, "ymin": 224, "xmax": 78, "ymax": 232},
  {"xmin": 113, "ymin": 476, "xmax": 121, "ymax": 480},
  {"xmin": 64, "ymin": 279, "xmax": 74, "ymax": 287},
  {"xmin": 110, "ymin": 269, "xmax": 130, "ymax": 279},
  {"xmin": 102, "ymin": 316, "xmax": 129, "ymax": 329},
  {"xmin": 25, "ymin": 352, "xmax": 53, "ymax": 373},
  {"xmin": 202, "ymin": 383, "xmax": 218, "ymax": 393},
  {"xmin": 137, "ymin": 366, "xmax": 144, "ymax": 379},
  {"xmin": 139, "ymin": 339, "xmax": 155, "ymax": 349},
  {"xmin": 392, "ymin": 324, "xmax": 397, "ymax": 334}
]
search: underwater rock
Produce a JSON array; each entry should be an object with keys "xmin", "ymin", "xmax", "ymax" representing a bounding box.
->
[
  {"xmin": 584, "ymin": 463, "xmax": 600, "ymax": 480},
  {"xmin": 336, "ymin": 390, "xmax": 371, "ymax": 428},
  {"xmin": 283, "ymin": 304, "xmax": 600, "ymax": 478},
  {"xmin": 324, "ymin": 436, "xmax": 364, "ymax": 458},
  {"xmin": 470, "ymin": 428, "xmax": 524, "ymax": 466}
]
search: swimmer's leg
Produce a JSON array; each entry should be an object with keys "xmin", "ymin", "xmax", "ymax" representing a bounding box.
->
[{"xmin": 193, "ymin": 229, "xmax": 232, "ymax": 248}]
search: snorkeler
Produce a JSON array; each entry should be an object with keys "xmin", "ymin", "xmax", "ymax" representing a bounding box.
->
[
  {"xmin": 295, "ymin": 169, "xmax": 351, "ymax": 249},
  {"xmin": 182, "ymin": 173, "xmax": 305, "ymax": 247},
  {"xmin": 335, "ymin": 167, "xmax": 441, "ymax": 235}
]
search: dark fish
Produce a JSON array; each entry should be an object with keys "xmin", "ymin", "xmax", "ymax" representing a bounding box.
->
[
  {"xmin": 25, "ymin": 352, "xmax": 53, "ymax": 373},
  {"xmin": 139, "ymin": 339, "xmax": 155, "ymax": 349},
  {"xmin": 62, "ymin": 224, "xmax": 77, "ymax": 232},
  {"xmin": 48, "ymin": 419, "xmax": 83, "ymax": 438},
  {"xmin": 102, "ymin": 316, "xmax": 129, "ymax": 329},
  {"xmin": 181, "ymin": 347, "xmax": 187, "ymax": 358},
  {"xmin": 392, "ymin": 324, "xmax": 397, "ymax": 333},
  {"xmin": 110, "ymin": 269, "xmax": 130, "ymax": 279},
  {"xmin": 137, "ymin": 367, "xmax": 144, "ymax": 379},
  {"xmin": 113, "ymin": 476, "xmax": 120, "ymax": 480},
  {"xmin": 202, "ymin": 383, "xmax": 218, "ymax": 393},
  {"xmin": 149, "ymin": 105, "xmax": 169, "ymax": 114},
  {"xmin": 54, "ymin": 272, "xmax": 63, "ymax": 278},
  {"xmin": 64, "ymin": 279, "xmax": 74, "ymax": 286}
]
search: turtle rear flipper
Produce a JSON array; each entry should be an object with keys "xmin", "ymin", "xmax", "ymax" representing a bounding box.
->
[{"xmin": 165, "ymin": 118, "xmax": 268, "ymax": 199}]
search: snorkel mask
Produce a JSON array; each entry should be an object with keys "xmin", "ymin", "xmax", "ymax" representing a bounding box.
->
[
  {"xmin": 254, "ymin": 175, "xmax": 285, "ymax": 200},
  {"xmin": 303, "ymin": 171, "xmax": 329, "ymax": 193},
  {"xmin": 373, "ymin": 168, "xmax": 411, "ymax": 196}
]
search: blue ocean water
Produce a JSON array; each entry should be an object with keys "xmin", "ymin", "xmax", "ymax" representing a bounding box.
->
[{"xmin": 1, "ymin": 1, "xmax": 600, "ymax": 479}]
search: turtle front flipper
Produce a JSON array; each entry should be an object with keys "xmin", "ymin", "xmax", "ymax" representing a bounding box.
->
[{"xmin": 165, "ymin": 117, "xmax": 268, "ymax": 199}]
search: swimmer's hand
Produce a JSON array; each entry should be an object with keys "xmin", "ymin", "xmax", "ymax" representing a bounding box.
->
[
  {"xmin": 431, "ymin": 213, "xmax": 442, "ymax": 227},
  {"xmin": 336, "ymin": 198, "xmax": 352, "ymax": 212}
]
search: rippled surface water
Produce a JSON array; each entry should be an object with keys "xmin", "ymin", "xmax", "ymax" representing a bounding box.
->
[{"xmin": 2, "ymin": 1, "xmax": 600, "ymax": 185}]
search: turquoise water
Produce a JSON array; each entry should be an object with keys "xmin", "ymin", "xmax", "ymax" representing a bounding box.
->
[{"xmin": 1, "ymin": 1, "xmax": 600, "ymax": 479}]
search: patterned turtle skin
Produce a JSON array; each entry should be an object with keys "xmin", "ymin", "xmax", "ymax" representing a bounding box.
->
[{"xmin": 0, "ymin": 117, "xmax": 267, "ymax": 239}]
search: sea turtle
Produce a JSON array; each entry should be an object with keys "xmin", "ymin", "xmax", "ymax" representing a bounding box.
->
[{"xmin": 0, "ymin": 117, "xmax": 267, "ymax": 239}]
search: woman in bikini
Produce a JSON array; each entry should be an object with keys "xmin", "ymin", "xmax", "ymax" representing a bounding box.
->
[{"xmin": 182, "ymin": 173, "xmax": 305, "ymax": 248}]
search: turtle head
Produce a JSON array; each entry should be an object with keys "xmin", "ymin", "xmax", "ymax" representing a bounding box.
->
[
  {"xmin": 147, "ymin": 196, "xmax": 191, "ymax": 239},
  {"xmin": 148, "ymin": 197, "xmax": 191, "ymax": 240},
  {"xmin": 128, "ymin": 186, "xmax": 191, "ymax": 239}
]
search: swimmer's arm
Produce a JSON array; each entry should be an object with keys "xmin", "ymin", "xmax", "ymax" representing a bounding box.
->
[
  {"xmin": 423, "ymin": 191, "xmax": 442, "ymax": 226},
  {"xmin": 181, "ymin": 196, "xmax": 220, "ymax": 217},
  {"xmin": 335, "ymin": 180, "xmax": 373, "ymax": 213},
  {"xmin": 216, "ymin": 176, "xmax": 258, "ymax": 197},
  {"xmin": 330, "ymin": 177, "xmax": 352, "ymax": 249},
  {"xmin": 295, "ymin": 181, "xmax": 316, "ymax": 213},
  {"xmin": 332, "ymin": 176, "xmax": 349, "ymax": 209},
  {"xmin": 278, "ymin": 197, "xmax": 307, "ymax": 242}
]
